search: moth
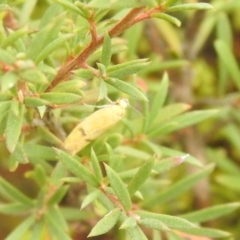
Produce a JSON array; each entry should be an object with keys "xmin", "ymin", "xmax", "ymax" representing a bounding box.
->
[{"xmin": 63, "ymin": 98, "xmax": 129, "ymax": 155}]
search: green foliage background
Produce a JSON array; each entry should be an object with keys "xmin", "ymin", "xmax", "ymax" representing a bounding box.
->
[{"xmin": 0, "ymin": 0, "xmax": 240, "ymax": 239}]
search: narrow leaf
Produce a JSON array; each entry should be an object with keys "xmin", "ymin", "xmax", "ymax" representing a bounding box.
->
[
  {"xmin": 127, "ymin": 156, "xmax": 155, "ymax": 196},
  {"xmin": 139, "ymin": 218, "xmax": 170, "ymax": 231},
  {"xmin": 105, "ymin": 164, "xmax": 132, "ymax": 211},
  {"xmin": 88, "ymin": 208, "xmax": 121, "ymax": 237},
  {"xmin": 5, "ymin": 101, "xmax": 24, "ymax": 153},
  {"xmin": 27, "ymin": 13, "xmax": 65, "ymax": 60},
  {"xmin": 53, "ymin": 0, "xmax": 85, "ymax": 16},
  {"xmin": 167, "ymin": 3, "xmax": 213, "ymax": 12},
  {"xmin": 120, "ymin": 216, "xmax": 137, "ymax": 229},
  {"xmin": 148, "ymin": 110, "xmax": 218, "ymax": 137},
  {"xmin": 152, "ymin": 13, "xmax": 181, "ymax": 27},
  {"xmin": 136, "ymin": 211, "xmax": 197, "ymax": 230},
  {"xmin": 48, "ymin": 186, "xmax": 69, "ymax": 205},
  {"xmin": 107, "ymin": 59, "xmax": 150, "ymax": 78},
  {"xmin": 143, "ymin": 164, "xmax": 214, "ymax": 207},
  {"xmin": 90, "ymin": 148, "xmax": 103, "ymax": 182},
  {"xmin": 35, "ymin": 33, "xmax": 74, "ymax": 64},
  {"xmin": 45, "ymin": 211, "xmax": 71, "ymax": 240},
  {"xmin": 0, "ymin": 177, "xmax": 34, "ymax": 206},
  {"xmin": 126, "ymin": 226, "xmax": 148, "ymax": 240},
  {"xmin": 40, "ymin": 92, "xmax": 82, "ymax": 105},
  {"xmin": 1, "ymin": 27, "xmax": 29, "ymax": 48},
  {"xmin": 81, "ymin": 190, "xmax": 100, "ymax": 209},
  {"xmin": 51, "ymin": 79, "xmax": 85, "ymax": 94},
  {"xmin": 148, "ymin": 73, "xmax": 169, "ymax": 126},
  {"xmin": 5, "ymin": 216, "xmax": 35, "ymax": 240},
  {"xmin": 180, "ymin": 202, "xmax": 240, "ymax": 223},
  {"xmin": 9, "ymin": 143, "xmax": 29, "ymax": 164},
  {"xmin": 98, "ymin": 79, "xmax": 108, "ymax": 101},
  {"xmin": 56, "ymin": 149, "xmax": 99, "ymax": 187},
  {"xmin": 105, "ymin": 77, "xmax": 148, "ymax": 101},
  {"xmin": 153, "ymin": 155, "xmax": 189, "ymax": 173},
  {"xmin": 101, "ymin": 32, "xmax": 112, "ymax": 67},
  {"xmin": 24, "ymin": 97, "xmax": 50, "ymax": 107},
  {"xmin": 182, "ymin": 227, "xmax": 231, "ymax": 238},
  {"xmin": 214, "ymin": 40, "xmax": 240, "ymax": 90},
  {"xmin": 24, "ymin": 143, "xmax": 56, "ymax": 161},
  {"xmin": 0, "ymin": 203, "xmax": 31, "ymax": 215}
]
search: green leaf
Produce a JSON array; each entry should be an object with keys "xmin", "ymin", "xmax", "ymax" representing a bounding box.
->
[
  {"xmin": 48, "ymin": 186, "xmax": 69, "ymax": 205},
  {"xmin": 5, "ymin": 215, "xmax": 35, "ymax": 240},
  {"xmin": 30, "ymin": 220, "xmax": 45, "ymax": 240},
  {"xmin": 152, "ymin": 103, "xmax": 191, "ymax": 125},
  {"xmin": 0, "ymin": 203, "xmax": 31, "ymax": 215},
  {"xmin": 126, "ymin": 226, "xmax": 148, "ymax": 240},
  {"xmin": 51, "ymin": 79, "xmax": 86, "ymax": 94},
  {"xmin": 143, "ymin": 164, "xmax": 214, "ymax": 207},
  {"xmin": 0, "ymin": 49, "xmax": 15, "ymax": 64},
  {"xmin": 89, "ymin": 0, "xmax": 155, "ymax": 9},
  {"xmin": 26, "ymin": 165, "xmax": 47, "ymax": 187},
  {"xmin": 105, "ymin": 164, "xmax": 132, "ymax": 211},
  {"xmin": 191, "ymin": 14, "xmax": 216, "ymax": 57},
  {"xmin": 120, "ymin": 216, "xmax": 137, "ymax": 229},
  {"xmin": 105, "ymin": 77, "xmax": 148, "ymax": 101},
  {"xmin": 81, "ymin": 190, "xmax": 100, "ymax": 209},
  {"xmin": 215, "ymin": 174, "xmax": 240, "ymax": 193},
  {"xmin": 27, "ymin": 13, "xmax": 65, "ymax": 60},
  {"xmin": 142, "ymin": 140, "xmax": 203, "ymax": 167},
  {"xmin": 136, "ymin": 211, "xmax": 197, "ymax": 230},
  {"xmin": 24, "ymin": 143, "xmax": 57, "ymax": 161},
  {"xmin": 74, "ymin": 1, "xmax": 91, "ymax": 17},
  {"xmin": 35, "ymin": 33, "xmax": 74, "ymax": 64},
  {"xmin": 207, "ymin": 148, "xmax": 240, "ymax": 175},
  {"xmin": 127, "ymin": 156, "xmax": 155, "ymax": 196},
  {"xmin": 90, "ymin": 148, "xmax": 103, "ymax": 183},
  {"xmin": 56, "ymin": 149, "xmax": 99, "ymax": 187},
  {"xmin": 214, "ymin": 40, "xmax": 240, "ymax": 90},
  {"xmin": 0, "ymin": 4, "xmax": 10, "ymax": 12},
  {"xmin": 105, "ymin": 143, "xmax": 122, "ymax": 170},
  {"xmin": 153, "ymin": 155, "xmax": 189, "ymax": 173},
  {"xmin": 183, "ymin": 227, "xmax": 231, "ymax": 238},
  {"xmin": 148, "ymin": 73, "xmax": 169, "ymax": 126},
  {"xmin": 20, "ymin": 69, "xmax": 48, "ymax": 84},
  {"xmin": 45, "ymin": 210, "xmax": 71, "ymax": 240},
  {"xmin": 5, "ymin": 101, "xmax": 24, "ymax": 153},
  {"xmin": 98, "ymin": 79, "xmax": 108, "ymax": 101},
  {"xmin": 115, "ymin": 146, "xmax": 151, "ymax": 160},
  {"xmin": 24, "ymin": 97, "xmax": 50, "ymax": 107},
  {"xmin": 50, "ymin": 162, "xmax": 68, "ymax": 187},
  {"xmin": 152, "ymin": 13, "xmax": 181, "ymax": 27},
  {"xmin": 0, "ymin": 177, "xmax": 34, "ymax": 206},
  {"xmin": 138, "ymin": 218, "xmax": 170, "ymax": 231},
  {"xmin": 180, "ymin": 202, "xmax": 240, "ymax": 223},
  {"xmin": 88, "ymin": 208, "xmax": 121, "ymax": 237},
  {"xmin": 40, "ymin": 92, "xmax": 82, "ymax": 105},
  {"xmin": 53, "ymin": 0, "xmax": 85, "ymax": 16},
  {"xmin": 107, "ymin": 59, "xmax": 149, "ymax": 78},
  {"xmin": 167, "ymin": 3, "xmax": 213, "ymax": 12},
  {"xmin": 9, "ymin": 143, "xmax": 29, "ymax": 164},
  {"xmin": 101, "ymin": 32, "xmax": 112, "ymax": 67},
  {"xmin": 38, "ymin": 126, "xmax": 62, "ymax": 146},
  {"xmin": 1, "ymin": 27, "xmax": 29, "ymax": 48},
  {"xmin": 0, "ymin": 112, "xmax": 9, "ymax": 137},
  {"xmin": 148, "ymin": 110, "xmax": 218, "ymax": 137}
]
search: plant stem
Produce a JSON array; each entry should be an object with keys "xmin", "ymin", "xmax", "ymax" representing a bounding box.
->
[{"xmin": 46, "ymin": 7, "xmax": 146, "ymax": 92}]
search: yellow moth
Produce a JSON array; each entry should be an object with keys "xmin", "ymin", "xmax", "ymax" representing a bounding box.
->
[{"xmin": 64, "ymin": 98, "xmax": 129, "ymax": 155}]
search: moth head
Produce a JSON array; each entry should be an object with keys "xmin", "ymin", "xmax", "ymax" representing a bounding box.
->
[{"xmin": 117, "ymin": 98, "xmax": 129, "ymax": 109}]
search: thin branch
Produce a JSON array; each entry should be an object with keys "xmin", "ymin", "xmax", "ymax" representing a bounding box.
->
[{"xmin": 46, "ymin": 7, "xmax": 145, "ymax": 92}]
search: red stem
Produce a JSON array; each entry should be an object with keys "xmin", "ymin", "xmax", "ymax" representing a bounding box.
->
[{"xmin": 46, "ymin": 6, "xmax": 164, "ymax": 92}]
